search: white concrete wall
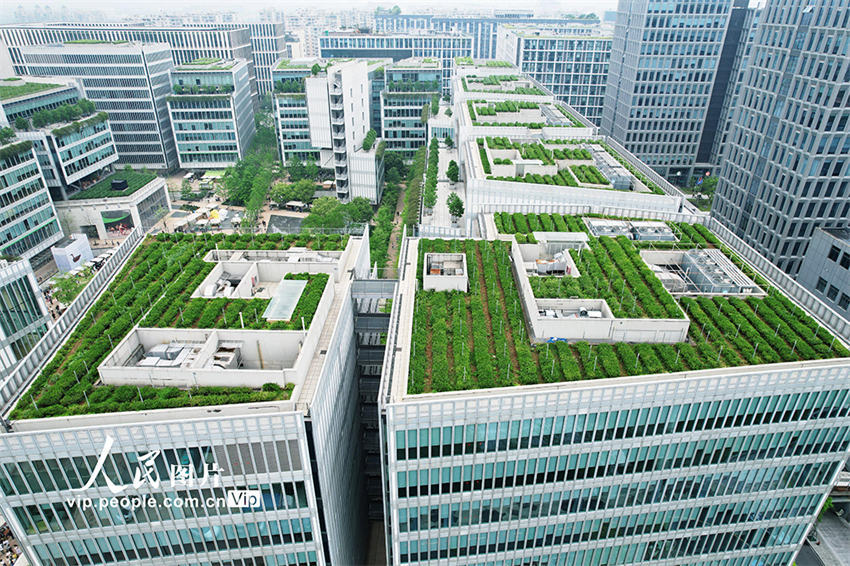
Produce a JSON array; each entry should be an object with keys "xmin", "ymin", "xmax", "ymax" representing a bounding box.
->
[{"xmin": 306, "ymin": 75, "xmax": 331, "ymax": 149}]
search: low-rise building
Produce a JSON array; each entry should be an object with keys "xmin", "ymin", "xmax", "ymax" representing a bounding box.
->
[
  {"xmin": 52, "ymin": 170, "xmax": 171, "ymax": 240},
  {"xmin": 167, "ymin": 58, "xmax": 257, "ymax": 169}
]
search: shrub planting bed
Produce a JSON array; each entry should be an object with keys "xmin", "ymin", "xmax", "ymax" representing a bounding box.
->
[
  {"xmin": 11, "ymin": 232, "xmax": 348, "ymax": 420},
  {"xmin": 409, "ymin": 235, "xmax": 849, "ymax": 394}
]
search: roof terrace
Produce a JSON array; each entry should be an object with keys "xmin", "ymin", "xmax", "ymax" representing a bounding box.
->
[
  {"xmin": 10, "ymin": 232, "xmax": 352, "ymax": 421},
  {"xmin": 402, "ymin": 215, "xmax": 850, "ymax": 395},
  {"xmin": 69, "ymin": 170, "xmax": 157, "ymax": 200}
]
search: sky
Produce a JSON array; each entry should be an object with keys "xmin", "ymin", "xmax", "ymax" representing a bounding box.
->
[{"xmin": 10, "ymin": 0, "xmax": 620, "ymax": 20}]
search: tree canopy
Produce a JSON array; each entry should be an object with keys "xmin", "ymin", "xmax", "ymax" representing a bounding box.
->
[{"xmin": 271, "ymin": 178, "xmax": 317, "ymax": 204}]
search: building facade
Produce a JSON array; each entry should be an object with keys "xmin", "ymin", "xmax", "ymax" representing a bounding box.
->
[
  {"xmin": 0, "ymin": 22, "xmax": 256, "ymax": 98},
  {"xmin": 497, "ymin": 25, "xmax": 612, "ymax": 125},
  {"xmin": 0, "ymin": 232, "xmax": 374, "ymax": 566},
  {"xmin": 798, "ymin": 228, "xmax": 850, "ymax": 322},
  {"xmin": 318, "ymin": 33, "xmax": 473, "ymax": 96},
  {"xmin": 381, "ymin": 59, "xmax": 441, "ymax": 158},
  {"xmin": 374, "ymin": 13, "xmax": 601, "ymax": 60},
  {"xmin": 167, "ymin": 59, "xmax": 256, "ymax": 169},
  {"xmin": 0, "ymin": 258, "xmax": 50, "ymax": 379},
  {"xmin": 18, "ymin": 43, "xmax": 178, "ymax": 171},
  {"xmin": 1, "ymin": 77, "xmax": 119, "ymax": 202},
  {"xmin": 601, "ymin": 0, "xmax": 751, "ymax": 183},
  {"xmin": 0, "ymin": 136, "xmax": 63, "ymax": 262},
  {"xmin": 711, "ymin": 0, "xmax": 850, "ymax": 276},
  {"xmin": 273, "ymin": 59, "xmax": 385, "ymax": 204}
]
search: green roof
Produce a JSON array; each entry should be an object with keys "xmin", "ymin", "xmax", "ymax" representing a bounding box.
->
[
  {"xmin": 0, "ymin": 81, "xmax": 65, "ymax": 101},
  {"xmin": 409, "ymin": 227, "xmax": 850, "ymax": 394},
  {"xmin": 69, "ymin": 170, "xmax": 157, "ymax": 200},
  {"xmin": 11, "ymin": 232, "xmax": 351, "ymax": 420}
]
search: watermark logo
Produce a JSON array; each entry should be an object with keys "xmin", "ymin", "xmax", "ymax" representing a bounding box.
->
[{"xmin": 65, "ymin": 435, "xmax": 261, "ymax": 512}]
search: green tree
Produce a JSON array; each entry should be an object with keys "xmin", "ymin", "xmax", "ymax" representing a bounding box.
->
[
  {"xmin": 14, "ymin": 116, "xmax": 29, "ymax": 130},
  {"xmin": 447, "ymin": 193, "xmax": 464, "ymax": 218},
  {"xmin": 430, "ymin": 93, "xmax": 440, "ymax": 115},
  {"xmin": 303, "ymin": 197, "xmax": 345, "ymax": 230},
  {"xmin": 311, "ymin": 63, "xmax": 321, "ymax": 76},
  {"xmin": 383, "ymin": 152, "xmax": 407, "ymax": 180},
  {"xmin": 342, "ymin": 197, "xmax": 373, "ymax": 223},
  {"xmin": 385, "ymin": 167, "xmax": 401, "ymax": 186},
  {"xmin": 0, "ymin": 127, "xmax": 14, "ymax": 144},
  {"xmin": 446, "ymin": 160, "xmax": 459, "ymax": 183},
  {"xmin": 391, "ymin": 5, "xmax": 401, "ymax": 14},
  {"xmin": 420, "ymin": 103, "xmax": 430, "ymax": 124},
  {"xmin": 444, "ymin": 135, "xmax": 453, "ymax": 148},
  {"xmin": 180, "ymin": 179, "xmax": 193, "ymax": 201},
  {"xmin": 270, "ymin": 178, "xmax": 317, "ymax": 204}
]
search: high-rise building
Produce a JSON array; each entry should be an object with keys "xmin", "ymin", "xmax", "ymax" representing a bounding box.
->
[
  {"xmin": 18, "ymin": 42, "xmax": 178, "ymax": 171},
  {"xmin": 0, "ymin": 258, "xmax": 50, "ymax": 379},
  {"xmin": 381, "ymin": 58, "xmax": 441, "ymax": 158},
  {"xmin": 272, "ymin": 59, "xmax": 385, "ymax": 204},
  {"xmin": 0, "ymin": 22, "xmax": 256, "ymax": 95},
  {"xmin": 0, "ymin": 132, "xmax": 63, "ymax": 262},
  {"xmin": 374, "ymin": 13, "xmax": 601, "ymax": 60},
  {"xmin": 167, "ymin": 59, "xmax": 257, "ymax": 169},
  {"xmin": 712, "ymin": 0, "xmax": 850, "ymax": 276},
  {"xmin": 0, "ymin": 232, "xmax": 376, "ymax": 566},
  {"xmin": 601, "ymin": 0, "xmax": 752, "ymax": 183},
  {"xmin": 496, "ymin": 25, "xmax": 612, "ymax": 125},
  {"xmin": 318, "ymin": 33, "xmax": 473, "ymax": 96},
  {"xmin": 1, "ymin": 76, "xmax": 119, "ymax": 202},
  {"xmin": 798, "ymin": 228, "xmax": 850, "ymax": 322}
]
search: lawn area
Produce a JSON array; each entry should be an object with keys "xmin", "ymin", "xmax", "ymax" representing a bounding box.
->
[
  {"xmin": 11, "ymin": 232, "xmax": 349, "ymax": 420},
  {"xmin": 0, "ymin": 81, "xmax": 63, "ymax": 100},
  {"xmin": 409, "ymin": 235, "xmax": 849, "ymax": 394},
  {"xmin": 70, "ymin": 170, "xmax": 157, "ymax": 200}
]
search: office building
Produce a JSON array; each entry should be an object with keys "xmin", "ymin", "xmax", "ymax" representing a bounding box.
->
[
  {"xmin": 0, "ymin": 232, "xmax": 376, "ymax": 566},
  {"xmin": 0, "ymin": 22, "xmax": 256, "ymax": 96},
  {"xmin": 319, "ymin": 33, "xmax": 473, "ymax": 96},
  {"xmin": 601, "ymin": 0, "xmax": 753, "ymax": 183},
  {"xmin": 798, "ymin": 228, "xmax": 850, "ymax": 322},
  {"xmin": 18, "ymin": 42, "xmax": 178, "ymax": 171},
  {"xmin": 273, "ymin": 59, "xmax": 385, "ymax": 204},
  {"xmin": 708, "ymin": 6, "xmax": 760, "ymax": 168},
  {"xmin": 0, "ymin": 132, "xmax": 63, "ymax": 262},
  {"xmin": 712, "ymin": 0, "xmax": 850, "ymax": 276},
  {"xmin": 1, "ymin": 76, "xmax": 119, "ymax": 202},
  {"xmin": 0, "ymin": 258, "xmax": 50, "ymax": 379},
  {"xmin": 374, "ymin": 12, "xmax": 601, "ymax": 60},
  {"xmin": 167, "ymin": 59, "xmax": 256, "ymax": 169},
  {"xmin": 497, "ymin": 25, "xmax": 612, "ymax": 125},
  {"xmin": 381, "ymin": 58, "xmax": 441, "ymax": 158},
  {"xmin": 379, "ymin": 216, "xmax": 850, "ymax": 565}
]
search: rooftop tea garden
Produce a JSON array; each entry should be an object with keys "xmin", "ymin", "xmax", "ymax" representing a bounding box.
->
[
  {"xmin": 478, "ymin": 139, "xmax": 609, "ymax": 187},
  {"xmin": 409, "ymin": 230, "xmax": 849, "ymax": 394},
  {"xmin": 462, "ymin": 75, "xmax": 545, "ymax": 96},
  {"xmin": 12, "ymin": 232, "xmax": 349, "ymax": 420}
]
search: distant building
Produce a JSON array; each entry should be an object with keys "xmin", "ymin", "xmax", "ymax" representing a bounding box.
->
[
  {"xmin": 497, "ymin": 24, "xmax": 612, "ymax": 125},
  {"xmin": 798, "ymin": 228, "xmax": 850, "ymax": 322},
  {"xmin": 18, "ymin": 42, "xmax": 178, "ymax": 171},
  {"xmin": 318, "ymin": 32, "xmax": 473, "ymax": 96},
  {"xmin": 167, "ymin": 58, "xmax": 256, "ymax": 169},
  {"xmin": 0, "ymin": 22, "xmax": 257, "ymax": 96},
  {"xmin": 381, "ymin": 58, "xmax": 441, "ymax": 158},
  {"xmin": 0, "ymin": 258, "xmax": 50, "ymax": 379},
  {"xmin": 374, "ymin": 12, "xmax": 601, "ymax": 59}
]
